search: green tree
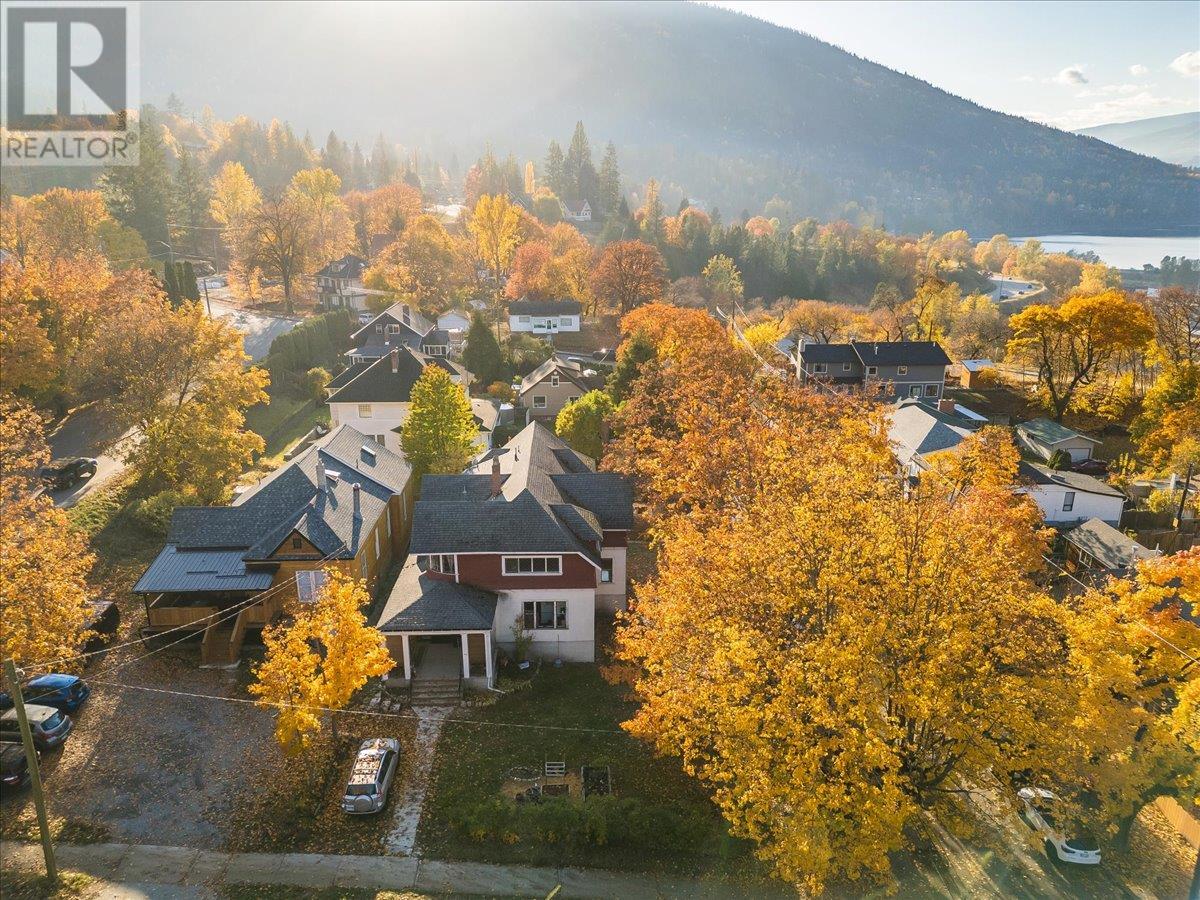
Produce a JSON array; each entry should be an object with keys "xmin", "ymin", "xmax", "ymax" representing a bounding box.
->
[
  {"xmin": 544, "ymin": 140, "xmax": 566, "ymax": 198},
  {"xmin": 702, "ymin": 254, "xmax": 744, "ymax": 303},
  {"xmin": 462, "ymin": 311, "xmax": 507, "ymax": 387},
  {"xmin": 555, "ymin": 390, "xmax": 614, "ymax": 460},
  {"xmin": 100, "ymin": 107, "xmax": 172, "ymax": 247},
  {"xmin": 171, "ymin": 145, "xmax": 211, "ymax": 256},
  {"xmin": 162, "ymin": 262, "xmax": 182, "ymax": 307},
  {"xmin": 597, "ymin": 142, "xmax": 621, "ymax": 217},
  {"xmin": 638, "ymin": 179, "xmax": 665, "ymax": 247},
  {"xmin": 564, "ymin": 120, "xmax": 597, "ymax": 208},
  {"xmin": 401, "ymin": 365, "xmax": 478, "ymax": 479},
  {"xmin": 607, "ymin": 330, "xmax": 657, "ymax": 403}
]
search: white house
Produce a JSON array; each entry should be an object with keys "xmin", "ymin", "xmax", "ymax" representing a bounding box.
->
[
  {"xmin": 560, "ymin": 200, "xmax": 592, "ymax": 222},
  {"xmin": 437, "ymin": 308, "xmax": 471, "ymax": 333},
  {"xmin": 508, "ymin": 299, "xmax": 582, "ymax": 334},
  {"xmin": 1015, "ymin": 462, "xmax": 1126, "ymax": 526},
  {"xmin": 1016, "ymin": 418, "xmax": 1101, "ymax": 463}
]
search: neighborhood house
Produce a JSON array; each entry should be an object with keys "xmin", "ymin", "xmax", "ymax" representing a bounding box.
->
[
  {"xmin": 345, "ymin": 303, "xmax": 452, "ymax": 364},
  {"xmin": 888, "ymin": 398, "xmax": 980, "ymax": 475},
  {"xmin": 315, "ymin": 255, "xmax": 389, "ymax": 312},
  {"xmin": 375, "ymin": 422, "xmax": 633, "ymax": 687},
  {"xmin": 1015, "ymin": 461, "xmax": 1126, "ymax": 527},
  {"xmin": 1064, "ymin": 518, "xmax": 1157, "ymax": 579},
  {"xmin": 1016, "ymin": 418, "xmax": 1101, "ymax": 463},
  {"xmin": 132, "ymin": 428, "xmax": 414, "ymax": 665},
  {"xmin": 508, "ymin": 299, "xmax": 582, "ymax": 334},
  {"xmin": 517, "ymin": 356, "xmax": 604, "ymax": 422},
  {"xmin": 797, "ymin": 340, "xmax": 952, "ymax": 400}
]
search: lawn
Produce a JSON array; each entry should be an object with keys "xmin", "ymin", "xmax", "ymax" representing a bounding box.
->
[
  {"xmin": 418, "ymin": 662, "xmax": 767, "ymax": 881},
  {"xmin": 245, "ymin": 387, "xmax": 330, "ymax": 459}
]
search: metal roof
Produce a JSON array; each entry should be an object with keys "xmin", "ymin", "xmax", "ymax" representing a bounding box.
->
[
  {"xmin": 1018, "ymin": 418, "xmax": 1100, "ymax": 447},
  {"xmin": 132, "ymin": 546, "xmax": 274, "ymax": 594}
]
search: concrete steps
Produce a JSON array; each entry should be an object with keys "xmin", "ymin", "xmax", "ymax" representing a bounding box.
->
[{"xmin": 410, "ymin": 678, "xmax": 461, "ymax": 706}]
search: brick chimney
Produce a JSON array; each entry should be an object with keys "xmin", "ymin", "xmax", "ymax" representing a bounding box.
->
[
  {"xmin": 316, "ymin": 458, "xmax": 328, "ymax": 492},
  {"xmin": 390, "ymin": 347, "xmax": 400, "ymax": 373},
  {"xmin": 352, "ymin": 482, "xmax": 362, "ymax": 519},
  {"xmin": 938, "ymin": 399, "xmax": 956, "ymax": 415},
  {"xmin": 490, "ymin": 454, "xmax": 503, "ymax": 498}
]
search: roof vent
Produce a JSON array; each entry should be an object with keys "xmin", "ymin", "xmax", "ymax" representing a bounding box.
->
[
  {"xmin": 361, "ymin": 445, "xmax": 377, "ymax": 458},
  {"xmin": 326, "ymin": 469, "xmax": 341, "ymax": 485}
]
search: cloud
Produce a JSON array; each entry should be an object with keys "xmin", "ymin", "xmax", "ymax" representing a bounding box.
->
[
  {"xmin": 1129, "ymin": 64, "xmax": 1149, "ymax": 77},
  {"xmin": 1015, "ymin": 75, "xmax": 1036, "ymax": 83},
  {"xmin": 1053, "ymin": 65, "xmax": 1088, "ymax": 86},
  {"xmin": 1169, "ymin": 50, "xmax": 1200, "ymax": 78},
  {"xmin": 1075, "ymin": 83, "xmax": 1144, "ymax": 98},
  {"xmin": 1039, "ymin": 91, "xmax": 1192, "ymax": 130}
]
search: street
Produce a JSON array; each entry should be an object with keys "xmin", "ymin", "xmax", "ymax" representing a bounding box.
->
[
  {"xmin": 203, "ymin": 293, "xmax": 299, "ymax": 363},
  {"xmin": 989, "ymin": 274, "xmax": 1042, "ymax": 304}
]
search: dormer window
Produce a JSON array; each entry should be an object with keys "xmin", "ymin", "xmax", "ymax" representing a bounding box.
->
[{"xmin": 897, "ymin": 365, "xmax": 908, "ymax": 375}]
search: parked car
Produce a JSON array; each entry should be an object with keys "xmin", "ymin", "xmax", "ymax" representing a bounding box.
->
[
  {"xmin": 0, "ymin": 704, "xmax": 73, "ymax": 751},
  {"xmin": 1018, "ymin": 787, "xmax": 1101, "ymax": 866},
  {"xmin": 84, "ymin": 600, "xmax": 120, "ymax": 653},
  {"xmin": 1072, "ymin": 458, "xmax": 1109, "ymax": 478},
  {"xmin": 341, "ymin": 738, "xmax": 399, "ymax": 814},
  {"xmin": 38, "ymin": 457, "xmax": 98, "ymax": 492},
  {"xmin": 0, "ymin": 744, "xmax": 31, "ymax": 790},
  {"xmin": 16, "ymin": 675, "xmax": 90, "ymax": 713}
]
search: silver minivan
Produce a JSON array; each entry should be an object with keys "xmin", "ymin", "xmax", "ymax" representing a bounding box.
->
[{"xmin": 341, "ymin": 738, "xmax": 399, "ymax": 814}]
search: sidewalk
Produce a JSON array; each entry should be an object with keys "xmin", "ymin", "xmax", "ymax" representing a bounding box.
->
[{"xmin": 0, "ymin": 841, "xmax": 777, "ymax": 899}]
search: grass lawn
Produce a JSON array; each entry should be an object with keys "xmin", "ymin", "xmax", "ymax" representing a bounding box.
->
[
  {"xmin": 0, "ymin": 871, "xmax": 97, "ymax": 900},
  {"xmin": 66, "ymin": 474, "xmax": 163, "ymax": 599},
  {"xmin": 245, "ymin": 387, "xmax": 330, "ymax": 460},
  {"xmin": 418, "ymin": 662, "xmax": 767, "ymax": 881}
]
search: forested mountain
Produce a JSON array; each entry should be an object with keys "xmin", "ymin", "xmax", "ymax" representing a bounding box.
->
[
  {"xmin": 30, "ymin": 1, "xmax": 1200, "ymax": 234},
  {"xmin": 1077, "ymin": 113, "xmax": 1200, "ymax": 169}
]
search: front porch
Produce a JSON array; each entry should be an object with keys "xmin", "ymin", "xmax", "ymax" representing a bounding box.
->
[{"xmin": 385, "ymin": 630, "xmax": 495, "ymax": 690}]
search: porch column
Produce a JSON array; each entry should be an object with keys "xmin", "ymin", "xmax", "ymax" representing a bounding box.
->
[
  {"xmin": 401, "ymin": 633, "xmax": 411, "ymax": 681},
  {"xmin": 460, "ymin": 633, "xmax": 471, "ymax": 679},
  {"xmin": 483, "ymin": 631, "xmax": 494, "ymax": 685}
]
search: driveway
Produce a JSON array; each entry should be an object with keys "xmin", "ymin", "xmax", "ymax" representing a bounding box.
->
[{"xmin": 204, "ymin": 293, "xmax": 298, "ymax": 362}]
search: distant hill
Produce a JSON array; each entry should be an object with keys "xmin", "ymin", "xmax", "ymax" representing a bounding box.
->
[
  {"xmin": 119, "ymin": 2, "xmax": 1195, "ymax": 234},
  {"xmin": 1077, "ymin": 113, "xmax": 1200, "ymax": 168}
]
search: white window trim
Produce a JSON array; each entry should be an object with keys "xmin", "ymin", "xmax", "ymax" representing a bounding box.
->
[
  {"xmin": 866, "ymin": 365, "xmax": 878, "ymax": 376},
  {"xmin": 812, "ymin": 363, "xmax": 828, "ymax": 375},
  {"xmin": 523, "ymin": 599, "xmax": 568, "ymax": 630},
  {"xmin": 842, "ymin": 362, "xmax": 852, "ymax": 372},
  {"xmin": 550, "ymin": 373, "xmax": 560, "ymax": 387},
  {"xmin": 518, "ymin": 315, "xmax": 531, "ymax": 324},
  {"xmin": 1062, "ymin": 491, "xmax": 1076, "ymax": 512},
  {"xmin": 295, "ymin": 569, "xmax": 328, "ymax": 604},
  {"xmin": 418, "ymin": 554, "xmax": 457, "ymax": 575},
  {"xmin": 897, "ymin": 365, "xmax": 908, "ymax": 375},
  {"xmin": 358, "ymin": 403, "xmax": 372, "ymax": 418},
  {"xmin": 502, "ymin": 554, "xmax": 563, "ymax": 576},
  {"xmin": 532, "ymin": 395, "xmax": 547, "ymax": 409}
]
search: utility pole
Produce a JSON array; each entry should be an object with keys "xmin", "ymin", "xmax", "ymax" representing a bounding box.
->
[
  {"xmin": 200, "ymin": 275, "xmax": 212, "ymax": 317},
  {"xmin": 1175, "ymin": 462, "xmax": 1194, "ymax": 533},
  {"xmin": 2, "ymin": 659, "xmax": 56, "ymax": 883}
]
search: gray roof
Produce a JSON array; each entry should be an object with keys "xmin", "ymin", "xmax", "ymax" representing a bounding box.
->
[
  {"xmin": 349, "ymin": 302, "xmax": 433, "ymax": 343},
  {"xmin": 326, "ymin": 346, "xmax": 462, "ymax": 405},
  {"xmin": 471, "ymin": 398, "xmax": 501, "ymax": 433},
  {"xmin": 135, "ymin": 427, "xmax": 411, "ymax": 594},
  {"xmin": 850, "ymin": 341, "xmax": 952, "ymax": 367},
  {"xmin": 1018, "ymin": 461, "xmax": 1125, "ymax": 498},
  {"xmin": 132, "ymin": 547, "xmax": 274, "ymax": 594},
  {"xmin": 411, "ymin": 421, "xmax": 632, "ymax": 559},
  {"xmin": 1017, "ymin": 418, "xmax": 1100, "ymax": 447},
  {"xmin": 509, "ymin": 299, "xmax": 582, "ymax": 316},
  {"xmin": 518, "ymin": 357, "xmax": 602, "ymax": 395},
  {"xmin": 1065, "ymin": 518, "xmax": 1156, "ymax": 570},
  {"xmin": 960, "ymin": 359, "xmax": 994, "ymax": 372},
  {"xmin": 315, "ymin": 254, "xmax": 367, "ymax": 279},
  {"xmin": 888, "ymin": 400, "xmax": 979, "ymax": 467},
  {"xmin": 798, "ymin": 343, "xmax": 859, "ymax": 365},
  {"xmin": 378, "ymin": 556, "xmax": 497, "ymax": 632}
]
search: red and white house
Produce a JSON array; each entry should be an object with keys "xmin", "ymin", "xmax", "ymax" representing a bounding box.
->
[{"xmin": 375, "ymin": 422, "xmax": 633, "ymax": 687}]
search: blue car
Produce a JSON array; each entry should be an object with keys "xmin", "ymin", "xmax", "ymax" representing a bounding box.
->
[{"xmin": 0, "ymin": 675, "xmax": 90, "ymax": 714}]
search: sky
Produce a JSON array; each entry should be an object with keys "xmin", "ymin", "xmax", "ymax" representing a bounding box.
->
[{"xmin": 709, "ymin": 0, "xmax": 1200, "ymax": 130}]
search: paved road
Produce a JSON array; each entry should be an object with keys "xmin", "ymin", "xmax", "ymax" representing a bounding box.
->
[
  {"xmin": 988, "ymin": 275, "xmax": 1042, "ymax": 304},
  {"xmin": 204, "ymin": 294, "xmax": 298, "ymax": 362}
]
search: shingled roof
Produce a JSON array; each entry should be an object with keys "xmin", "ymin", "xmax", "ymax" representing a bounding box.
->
[
  {"xmin": 888, "ymin": 399, "xmax": 980, "ymax": 468},
  {"xmin": 377, "ymin": 556, "xmax": 497, "ymax": 632},
  {"xmin": 509, "ymin": 299, "xmax": 582, "ymax": 316},
  {"xmin": 133, "ymin": 427, "xmax": 411, "ymax": 594},
  {"xmin": 326, "ymin": 346, "xmax": 464, "ymax": 405},
  {"xmin": 518, "ymin": 356, "xmax": 602, "ymax": 395}
]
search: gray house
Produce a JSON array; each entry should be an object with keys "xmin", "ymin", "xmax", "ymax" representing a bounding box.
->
[
  {"xmin": 797, "ymin": 341, "xmax": 952, "ymax": 401},
  {"xmin": 1016, "ymin": 418, "xmax": 1100, "ymax": 463}
]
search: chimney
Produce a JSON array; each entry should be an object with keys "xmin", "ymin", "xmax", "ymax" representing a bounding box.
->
[
  {"xmin": 352, "ymin": 482, "xmax": 362, "ymax": 519},
  {"xmin": 390, "ymin": 347, "xmax": 400, "ymax": 373},
  {"xmin": 490, "ymin": 455, "xmax": 502, "ymax": 498},
  {"xmin": 938, "ymin": 399, "xmax": 956, "ymax": 415},
  {"xmin": 316, "ymin": 458, "xmax": 328, "ymax": 492}
]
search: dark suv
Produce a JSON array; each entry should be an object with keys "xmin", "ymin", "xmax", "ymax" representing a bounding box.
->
[
  {"xmin": 38, "ymin": 458, "xmax": 98, "ymax": 492},
  {"xmin": 1, "ymin": 745, "xmax": 30, "ymax": 789}
]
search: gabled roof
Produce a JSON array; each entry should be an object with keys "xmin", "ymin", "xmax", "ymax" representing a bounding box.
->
[
  {"xmin": 797, "ymin": 343, "xmax": 859, "ymax": 365},
  {"xmin": 959, "ymin": 358, "xmax": 994, "ymax": 372},
  {"xmin": 518, "ymin": 356, "xmax": 601, "ymax": 395},
  {"xmin": 326, "ymin": 346, "xmax": 462, "ymax": 405},
  {"xmin": 315, "ymin": 254, "xmax": 368, "ymax": 279},
  {"xmin": 509, "ymin": 299, "xmax": 582, "ymax": 316},
  {"xmin": 377, "ymin": 556, "xmax": 497, "ymax": 632},
  {"xmin": 134, "ymin": 427, "xmax": 411, "ymax": 593},
  {"xmin": 849, "ymin": 341, "xmax": 952, "ymax": 367},
  {"xmin": 1018, "ymin": 462, "xmax": 1125, "ymax": 498},
  {"xmin": 411, "ymin": 422, "xmax": 632, "ymax": 560},
  {"xmin": 327, "ymin": 362, "xmax": 372, "ymax": 391},
  {"xmin": 1065, "ymin": 518, "xmax": 1156, "ymax": 570},
  {"xmin": 349, "ymin": 302, "xmax": 434, "ymax": 343},
  {"xmin": 1017, "ymin": 418, "xmax": 1101, "ymax": 447},
  {"xmin": 888, "ymin": 400, "xmax": 980, "ymax": 468}
]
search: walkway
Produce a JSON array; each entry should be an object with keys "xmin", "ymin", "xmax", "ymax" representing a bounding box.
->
[
  {"xmin": 0, "ymin": 840, "xmax": 776, "ymax": 898},
  {"xmin": 384, "ymin": 704, "xmax": 452, "ymax": 855}
]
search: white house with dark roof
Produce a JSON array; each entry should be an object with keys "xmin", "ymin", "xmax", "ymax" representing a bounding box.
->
[
  {"xmin": 375, "ymin": 422, "xmax": 633, "ymax": 689},
  {"xmin": 508, "ymin": 299, "xmax": 582, "ymax": 334},
  {"xmin": 1016, "ymin": 418, "xmax": 1101, "ymax": 463},
  {"xmin": 796, "ymin": 340, "xmax": 952, "ymax": 401},
  {"xmin": 1015, "ymin": 461, "xmax": 1126, "ymax": 526},
  {"xmin": 132, "ymin": 427, "xmax": 414, "ymax": 665}
]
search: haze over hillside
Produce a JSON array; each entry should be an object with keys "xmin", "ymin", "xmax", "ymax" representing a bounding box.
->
[
  {"xmin": 136, "ymin": 0, "xmax": 1198, "ymax": 235},
  {"xmin": 1077, "ymin": 113, "xmax": 1200, "ymax": 169}
]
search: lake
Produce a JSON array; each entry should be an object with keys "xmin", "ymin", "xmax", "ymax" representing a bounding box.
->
[{"xmin": 1017, "ymin": 234, "xmax": 1200, "ymax": 270}]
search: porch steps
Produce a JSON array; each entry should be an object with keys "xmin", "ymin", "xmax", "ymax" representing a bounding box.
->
[{"xmin": 410, "ymin": 677, "xmax": 461, "ymax": 706}]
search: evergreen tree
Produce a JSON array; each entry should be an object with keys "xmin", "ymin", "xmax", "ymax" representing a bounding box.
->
[
  {"xmin": 101, "ymin": 106, "xmax": 172, "ymax": 248},
  {"xmin": 171, "ymin": 146, "xmax": 211, "ymax": 256},
  {"xmin": 181, "ymin": 260, "xmax": 201, "ymax": 301},
  {"xmin": 597, "ymin": 141, "xmax": 621, "ymax": 217},
  {"xmin": 677, "ymin": 197, "xmax": 691, "ymax": 215},
  {"xmin": 371, "ymin": 133, "xmax": 396, "ymax": 187},
  {"xmin": 322, "ymin": 131, "xmax": 350, "ymax": 186},
  {"xmin": 564, "ymin": 121, "xmax": 597, "ymax": 208},
  {"xmin": 544, "ymin": 140, "xmax": 565, "ymax": 198},
  {"xmin": 462, "ymin": 311, "xmax": 507, "ymax": 387},
  {"xmin": 350, "ymin": 142, "xmax": 368, "ymax": 190},
  {"xmin": 639, "ymin": 179, "xmax": 666, "ymax": 247},
  {"xmin": 162, "ymin": 262, "xmax": 182, "ymax": 307},
  {"xmin": 607, "ymin": 331, "xmax": 657, "ymax": 404},
  {"xmin": 401, "ymin": 365, "xmax": 478, "ymax": 479}
]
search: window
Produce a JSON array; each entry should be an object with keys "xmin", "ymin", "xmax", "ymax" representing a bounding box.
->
[
  {"xmin": 842, "ymin": 362, "xmax": 852, "ymax": 372},
  {"xmin": 866, "ymin": 366, "xmax": 878, "ymax": 376},
  {"xmin": 560, "ymin": 316, "xmax": 572, "ymax": 327},
  {"xmin": 518, "ymin": 315, "xmax": 531, "ymax": 324},
  {"xmin": 600, "ymin": 559, "xmax": 614, "ymax": 584},
  {"xmin": 897, "ymin": 365, "xmax": 908, "ymax": 375},
  {"xmin": 375, "ymin": 325, "xmax": 383, "ymax": 334},
  {"xmin": 924, "ymin": 384, "xmax": 939, "ymax": 397},
  {"xmin": 503, "ymin": 555, "xmax": 562, "ymax": 575},
  {"xmin": 532, "ymin": 395, "xmax": 547, "ymax": 409},
  {"xmin": 550, "ymin": 373, "xmax": 560, "ymax": 387},
  {"xmin": 386, "ymin": 324, "xmax": 400, "ymax": 334},
  {"xmin": 812, "ymin": 363, "xmax": 828, "ymax": 375},
  {"xmin": 295, "ymin": 569, "xmax": 328, "ymax": 604},
  {"xmin": 1062, "ymin": 491, "xmax": 1075, "ymax": 512},
  {"xmin": 908, "ymin": 385, "xmax": 921, "ymax": 398},
  {"xmin": 374, "ymin": 531, "xmax": 381, "ymax": 560},
  {"xmin": 568, "ymin": 396, "xmax": 580, "ymax": 404},
  {"xmin": 358, "ymin": 404, "xmax": 372, "ymax": 418},
  {"xmin": 418, "ymin": 554, "xmax": 457, "ymax": 575},
  {"xmin": 523, "ymin": 600, "xmax": 568, "ymax": 630},
  {"xmin": 291, "ymin": 536, "xmax": 303, "ymax": 550},
  {"xmin": 385, "ymin": 513, "xmax": 392, "ymax": 539}
]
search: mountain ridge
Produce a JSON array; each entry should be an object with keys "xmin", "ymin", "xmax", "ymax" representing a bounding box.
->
[{"xmin": 1077, "ymin": 112, "xmax": 1199, "ymax": 169}]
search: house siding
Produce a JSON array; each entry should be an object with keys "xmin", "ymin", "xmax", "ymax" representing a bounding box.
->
[
  {"xmin": 452, "ymin": 552, "xmax": 597, "ymax": 591},
  {"xmin": 494, "ymin": 587, "xmax": 597, "ymax": 662},
  {"xmin": 1017, "ymin": 432, "xmax": 1095, "ymax": 463},
  {"xmin": 1018, "ymin": 486, "xmax": 1124, "ymax": 527},
  {"xmin": 518, "ymin": 375, "xmax": 587, "ymax": 421}
]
